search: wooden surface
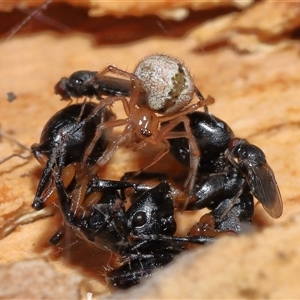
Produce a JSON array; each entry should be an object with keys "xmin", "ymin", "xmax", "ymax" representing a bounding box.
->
[{"xmin": 0, "ymin": 1, "xmax": 300, "ymax": 299}]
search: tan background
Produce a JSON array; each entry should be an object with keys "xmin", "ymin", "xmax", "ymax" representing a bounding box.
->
[{"xmin": 0, "ymin": 1, "xmax": 300, "ymax": 299}]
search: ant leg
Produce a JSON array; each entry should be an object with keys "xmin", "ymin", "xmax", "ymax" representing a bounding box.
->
[
  {"xmin": 60, "ymin": 163, "xmax": 100, "ymax": 217},
  {"xmin": 33, "ymin": 163, "xmax": 77, "ymax": 210},
  {"xmin": 31, "ymin": 144, "xmax": 48, "ymax": 166},
  {"xmin": 54, "ymin": 169, "xmax": 90, "ymax": 224},
  {"xmin": 49, "ymin": 226, "xmax": 65, "ymax": 245},
  {"xmin": 130, "ymin": 233, "xmax": 214, "ymax": 245},
  {"xmin": 55, "ymin": 174, "xmax": 76, "ymax": 224},
  {"xmin": 89, "ymin": 177, "xmax": 136, "ymax": 191},
  {"xmin": 32, "ymin": 149, "xmax": 61, "ymax": 210},
  {"xmin": 122, "ymin": 171, "xmax": 167, "ymax": 182}
]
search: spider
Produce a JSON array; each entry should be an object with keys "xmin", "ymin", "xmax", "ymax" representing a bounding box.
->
[{"xmin": 69, "ymin": 54, "xmax": 215, "ymax": 199}]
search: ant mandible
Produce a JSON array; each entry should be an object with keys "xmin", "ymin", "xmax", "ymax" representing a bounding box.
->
[{"xmin": 75, "ymin": 54, "xmax": 215, "ymax": 198}]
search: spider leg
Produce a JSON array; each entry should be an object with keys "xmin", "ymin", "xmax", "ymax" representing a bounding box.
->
[
  {"xmin": 82, "ymin": 96, "xmax": 129, "ymax": 166},
  {"xmin": 158, "ymin": 95, "xmax": 215, "ymax": 123},
  {"xmin": 195, "ymin": 88, "xmax": 214, "ymax": 114},
  {"xmin": 159, "ymin": 115, "xmax": 201, "ymax": 209},
  {"xmin": 84, "ymin": 118, "xmax": 129, "ymax": 175},
  {"xmin": 130, "ymin": 139, "xmax": 170, "ymax": 178}
]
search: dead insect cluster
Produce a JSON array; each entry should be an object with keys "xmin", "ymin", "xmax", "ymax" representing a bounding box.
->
[{"xmin": 31, "ymin": 54, "xmax": 282, "ymax": 289}]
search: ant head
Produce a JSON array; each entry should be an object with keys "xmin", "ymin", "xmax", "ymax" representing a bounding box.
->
[
  {"xmin": 126, "ymin": 181, "xmax": 176, "ymax": 236},
  {"xmin": 54, "ymin": 71, "xmax": 98, "ymax": 99}
]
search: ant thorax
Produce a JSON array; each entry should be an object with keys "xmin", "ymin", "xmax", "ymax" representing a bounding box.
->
[{"xmin": 134, "ymin": 54, "xmax": 195, "ymax": 115}]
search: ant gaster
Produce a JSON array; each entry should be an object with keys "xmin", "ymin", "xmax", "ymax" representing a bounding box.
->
[{"xmin": 31, "ymin": 103, "xmax": 114, "ymax": 210}]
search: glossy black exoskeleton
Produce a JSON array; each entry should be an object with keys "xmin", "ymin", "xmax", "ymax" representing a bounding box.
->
[
  {"xmin": 106, "ymin": 252, "xmax": 177, "ymax": 289},
  {"xmin": 54, "ymin": 176, "xmax": 213, "ymax": 289},
  {"xmin": 124, "ymin": 167, "xmax": 254, "ymax": 235},
  {"xmin": 168, "ymin": 111, "xmax": 282, "ymax": 219},
  {"xmin": 211, "ymin": 190, "xmax": 254, "ymax": 232},
  {"xmin": 187, "ymin": 169, "xmax": 254, "ymax": 235},
  {"xmin": 31, "ymin": 103, "xmax": 115, "ymax": 210},
  {"xmin": 226, "ymin": 138, "xmax": 282, "ymax": 218},
  {"xmin": 55, "ymin": 70, "xmax": 132, "ymax": 100},
  {"xmin": 187, "ymin": 191, "xmax": 254, "ymax": 241},
  {"xmin": 166, "ymin": 111, "xmax": 234, "ymax": 173}
]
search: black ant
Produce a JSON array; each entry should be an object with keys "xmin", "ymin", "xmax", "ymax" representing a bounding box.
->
[
  {"xmin": 55, "ymin": 71, "xmax": 131, "ymax": 100},
  {"xmin": 53, "ymin": 174, "xmax": 214, "ymax": 289},
  {"xmin": 167, "ymin": 111, "xmax": 283, "ymax": 219},
  {"xmin": 54, "ymin": 54, "xmax": 215, "ymax": 200},
  {"xmin": 31, "ymin": 102, "xmax": 115, "ymax": 210}
]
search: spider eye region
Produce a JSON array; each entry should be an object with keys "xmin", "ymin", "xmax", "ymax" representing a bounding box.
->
[
  {"xmin": 140, "ymin": 128, "xmax": 152, "ymax": 137},
  {"xmin": 134, "ymin": 54, "xmax": 194, "ymax": 115},
  {"xmin": 132, "ymin": 108, "xmax": 159, "ymax": 140}
]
